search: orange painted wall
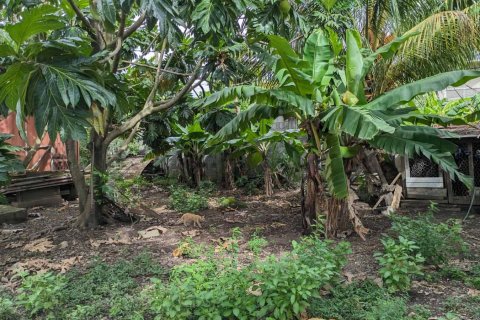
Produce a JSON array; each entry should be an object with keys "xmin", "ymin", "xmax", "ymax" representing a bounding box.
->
[{"xmin": 0, "ymin": 113, "xmax": 68, "ymax": 172}]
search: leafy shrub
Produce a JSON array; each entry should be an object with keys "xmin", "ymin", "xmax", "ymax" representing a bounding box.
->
[
  {"xmin": 169, "ymin": 185, "xmax": 209, "ymax": 212},
  {"xmin": 308, "ymin": 280, "xmax": 408, "ymax": 320},
  {"xmin": 0, "ymin": 289, "xmax": 20, "ymax": 320},
  {"xmin": 218, "ymin": 196, "xmax": 246, "ymax": 209},
  {"xmin": 147, "ymin": 236, "xmax": 350, "ymax": 319},
  {"xmin": 390, "ymin": 204, "xmax": 468, "ymax": 265},
  {"xmin": 16, "ymin": 271, "xmax": 66, "ymax": 317},
  {"xmin": 363, "ymin": 297, "xmax": 408, "ymax": 320},
  {"xmin": 198, "ymin": 180, "xmax": 217, "ymax": 194},
  {"xmin": 236, "ymin": 175, "xmax": 262, "ymax": 195},
  {"xmin": 375, "ymin": 236, "xmax": 424, "ymax": 292},
  {"xmin": 13, "ymin": 253, "xmax": 163, "ymax": 319},
  {"xmin": 247, "ymin": 234, "xmax": 268, "ymax": 255},
  {"xmin": 438, "ymin": 265, "xmax": 468, "ymax": 281}
]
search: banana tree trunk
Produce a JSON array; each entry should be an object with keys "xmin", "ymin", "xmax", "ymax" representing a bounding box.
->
[
  {"xmin": 301, "ymin": 152, "xmax": 324, "ymax": 232},
  {"xmin": 262, "ymin": 160, "xmax": 274, "ymax": 196},
  {"xmin": 192, "ymin": 155, "xmax": 202, "ymax": 188},
  {"xmin": 224, "ymin": 154, "xmax": 235, "ymax": 189}
]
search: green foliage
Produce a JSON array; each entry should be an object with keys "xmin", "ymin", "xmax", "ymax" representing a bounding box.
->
[
  {"xmin": 13, "ymin": 253, "xmax": 163, "ymax": 319},
  {"xmin": 390, "ymin": 204, "xmax": 468, "ymax": 265},
  {"xmin": 375, "ymin": 236, "xmax": 425, "ymax": 293},
  {"xmin": 0, "ymin": 288, "xmax": 20, "ymax": 320},
  {"xmin": 16, "ymin": 271, "xmax": 66, "ymax": 317},
  {"xmin": 308, "ymin": 280, "xmax": 409, "ymax": 320},
  {"xmin": 169, "ymin": 185, "xmax": 209, "ymax": 212},
  {"xmin": 201, "ymin": 28, "xmax": 479, "ymax": 201},
  {"xmin": 218, "ymin": 196, "xmax": 246, "ymax": 209},
  {"xmin": 363, "ymin": 297, "xmax": 408, "ymax": 320},
  {"xmin": 444, "ymin": 296, "xmax": 480, "ymax": 319},
  {"xmin": 0, "ymin": 133, "xmax": 23, "ymax": 186},
  {"xmin": 147, "ymin": 236, "xmax": 350, "ymax": 319},
  {"xmin": 466, "ymin": 264, "xmax": 480, "ymax": 290},
  {"xmin": 236, "ymin": 175, "xmax": 263, "ymax": 195},
  {"xmin": 247, "ymin": 233, "xmax": 268, "ymax": 255}
]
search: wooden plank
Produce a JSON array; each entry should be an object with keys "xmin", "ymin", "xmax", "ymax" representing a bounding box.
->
[
  {"xmin": 406, "ymin": 182, "xmax": 445, "ymax": 188},
  {"xmin": 444, "ymin": 172, "xmax": 454, "ymax": 204},
  {"xmin": 407, "ymin": 187, "xmax": 447, "ymax": 200},
  {"xmin": 406, "ymin": 177, "xmax": 443, "ymax": 183}
]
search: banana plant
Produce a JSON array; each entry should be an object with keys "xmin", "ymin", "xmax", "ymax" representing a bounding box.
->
[
  {"xmin": 213, "ymin": 120, "xmax": 304, "ymax": 196},
  {"xmin": 200, "ymin": 28, "xmax": 480, "ymax": 237},
  {"xmin": 163, "ymin": 120, "xmax": 212, "ymax": 187}
]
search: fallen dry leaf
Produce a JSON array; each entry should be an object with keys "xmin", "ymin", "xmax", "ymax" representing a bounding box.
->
[
  {"xmin": 153, "ymin": 206, "xmax": 168, "ymax": 214},
  {"xmin": 0, "ymin": 229, "xmax": 23, "ymax": 235},
  {"xmin": 343, "ymin": 271, "xmax": 354, "ymax": 284},
  {"xmin": 271, "ymin": 222, "xmax": 287, "ymax": 228},
  {"xmin": 23, "ymin": 238, "xmax": 55, "ymax": 253},
  {"xmin": 59, "ymin": 241, "xmax": 69, "ymax": 249},
  {"xmin": 246, "ymin": 285, "xmax": 262, "ymax": 296},
  {"xmin": 4, "ymin": 256, "xmax": 82, "ymax": 280},
  {"xmin": 181, "ymin": 230, "xmax": 201, "ymax": 237},
  {"xmin": 5, "ymin": 242, "xmax": 23, "ymax": 249},
  {"xmin": 172, "ymin": 242, "xmax": 190, "ymax": 257},
  {"xmin": 138, "ymin": 226, "xmax": 167, "ymax": 239},
  {"xmin": 468, "ymin": 288, "xmax": 480, "ymax": 297}
]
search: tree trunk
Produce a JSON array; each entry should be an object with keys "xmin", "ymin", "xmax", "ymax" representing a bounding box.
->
[
  {"xmin": 325, "ymin": 157, "xmax": 369, "ymax": 240},
  {"xmin": 224, "ymin": 154, "xmax": 235, "ymax": 189},
  {"xmin": 326, "ymin": 197, "xmax": 349, "ymax": 238},
  {"xmin": 192, "ymin": 155, "xmax": 202, "ymax": 187},
  {"xmin": 301, "ymin": 152, "xmax": 324, "ymax": 233},
  {"xmin": 74, "ymin": 132, "xmax": 109, "ymax": 228},
  {"xmin": 262, "ymin": 160, "xmax": 273, "ymax": 196},
  {"xmin": 65, "ymin": 139, "xmax": 96, "ymax": 227}
]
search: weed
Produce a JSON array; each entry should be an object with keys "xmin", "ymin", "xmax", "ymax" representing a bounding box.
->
[
  {"xmin": 390, "ymin": 204, "xmax": 468, "ymax": 265},
  {"xmin": 169, "ymin": 185, "xmax": 208, "ymax": 212},
  {"xmin": 444, "ymin": 296, "xmax": 480, "ymax": 319},
  {"xmin": 363, "ymin": 297, "xmax": 408, "ymax": 320},
  {"xmin": 16, "ymin": 271, "xmax": 65, "ymax": 317},
  {"xmin": 0, "ymin": 288, "xmax": 20, "ymax": 320},
  {"xmin": 247, "ymin": 233, "xmax": 268, "ymax": 255},
  {"xmin": 409, "ymin": 305, "xmax": 433, "ymax": 320},
  {"xmin": 466, "ymin": 263, "xmax": 480, "ymax": 289},
  {"xmin": 308, "ymin": 280, "xmax": 407, "ymax": 320},
  {"xmin": 218, "ymin": 196, "xmax": 246, "ymax": 209},
  {"xmin": 147, "ymin": 236, "xmax": 350, "ymax": 320},
  {"xmin": 438, "ymin": 265, "xmax": 468, "ymax": 281},
  {"xmin": 375, "ymin": 236, "xmax": 424, "ymax": 292},
  {"xmin": 12, "ymin": 253, "xmax": 163, "ymax": 319}
]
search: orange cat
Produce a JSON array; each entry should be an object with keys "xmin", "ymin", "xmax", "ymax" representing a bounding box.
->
[{"xmin": 177, "ymin": 213, "xmax": 205, "ymax": 228}]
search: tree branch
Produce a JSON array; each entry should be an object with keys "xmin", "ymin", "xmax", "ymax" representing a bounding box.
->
[
  {"xmin": 119, "ymin": 60, "xmax": 191, "ymax": 76},
  {"xmin": 104, "ymin": 61, "xmax": 202, "ymax": 146},
  {"xmin": 123, "ymin": 12, "xmax": 147, "ymax": 40},
  {"xmin": 106, "ymin": 121, "xmax": 141, "ymax": 165},
  {"xmin": 65, "ymin": 0, "xmax": 96, "ymax": 36},
  {"xmin": 111, "ymin": 11, "xmax": 126, "ymax": 73}
]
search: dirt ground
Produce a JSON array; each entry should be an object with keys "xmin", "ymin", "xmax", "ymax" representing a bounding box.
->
[{"xmin": 1, "ymin": 186, "xmax": 480, "ymax": 318}]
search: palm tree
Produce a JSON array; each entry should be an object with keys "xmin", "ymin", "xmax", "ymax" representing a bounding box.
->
[{"xmin": 356, "ymin": 0, "xmax": 480, "ymax": 96}]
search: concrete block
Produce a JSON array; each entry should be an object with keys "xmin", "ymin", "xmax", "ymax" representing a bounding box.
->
[{"xmin": 0, "ymin": 205, "xmax": 27, "ymax": 224}]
